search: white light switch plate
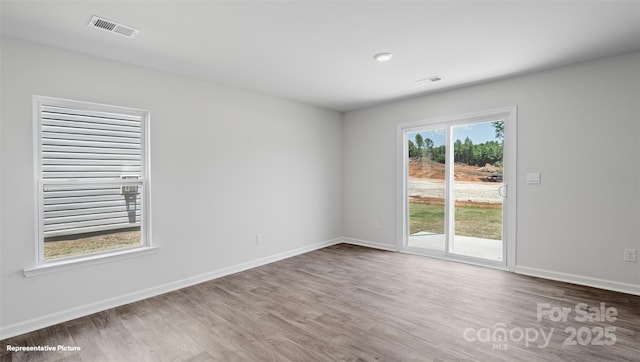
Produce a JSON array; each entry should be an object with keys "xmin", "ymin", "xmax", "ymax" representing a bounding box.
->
[
  {"xmin": 527, "ymin": 173, "xmax": 541, "ymax": 184},
  {"xmin": 624, "ymin": 248, "xmax": 637, "ymax": 262}
]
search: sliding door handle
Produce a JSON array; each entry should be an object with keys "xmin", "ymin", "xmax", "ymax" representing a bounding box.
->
[{"xmin": 498, "ymin": 184, "xmax": 507, "ymax": 198}]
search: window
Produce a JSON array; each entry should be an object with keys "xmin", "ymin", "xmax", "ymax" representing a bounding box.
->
[{"xmin": 34, "ymin": 96, "xmax": 150, "ymax": 264}]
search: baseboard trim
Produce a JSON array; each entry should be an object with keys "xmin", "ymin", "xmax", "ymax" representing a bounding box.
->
[
  {"xmin": 4, "ymin": 239, "xmax": 638, "ymax": 339},
  {"xmin": 341, "ymin": 238, "xmax": 640, "ymax": 297},
  {"xmin": 515, "ymin": 265, "xmax": 640, "ymax": 297},
  {"xmin": 340, "ymin": 237, "xmax": 398, "ymax": 251},
  {"xmin": 0, "ymin": 237, "xmax": 342, "ymax": 340}
]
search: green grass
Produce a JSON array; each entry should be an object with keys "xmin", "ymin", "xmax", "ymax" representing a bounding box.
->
[
  {"xmin": 410, "ymin": 202, "xmax": 445, "ymax": 235},
  {"xmin": 409, "ymin": 202, "xmax": 502, "ymax": 240},
  {"xmin": 44, "ymin": 230, "xmax": 141, "ymax": 260}
]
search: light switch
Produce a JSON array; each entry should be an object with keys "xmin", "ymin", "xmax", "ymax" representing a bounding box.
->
[{"xmin": 527, "ymin": 173, "xmax": 541, "ymax": 184}]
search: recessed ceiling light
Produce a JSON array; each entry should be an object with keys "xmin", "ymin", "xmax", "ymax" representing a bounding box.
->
[{"xmin": 373, "ymin": 52, "xmax": 393, "ymax": 62}]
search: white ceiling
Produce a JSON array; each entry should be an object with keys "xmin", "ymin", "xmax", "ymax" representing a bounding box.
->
[{"xmin": 2, "ymin": 1, "xmax": 640, "ymax": 112}]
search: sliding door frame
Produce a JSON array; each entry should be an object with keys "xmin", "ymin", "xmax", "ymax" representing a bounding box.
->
[{"xmin": 396, "ymin": 106, "xmax": 517, "ymax": 271}]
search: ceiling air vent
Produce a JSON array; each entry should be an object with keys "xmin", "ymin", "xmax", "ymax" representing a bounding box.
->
[
  {"xmin": 415, "ymin": 75, "xmax": 443, "ymax": 85},
  {"xmin": 88, "ymin": 16, "xmax": 140, "ymax": 38}
]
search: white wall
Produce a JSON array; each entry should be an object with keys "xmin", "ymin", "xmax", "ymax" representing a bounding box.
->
[
  {"xmin": 343, "ymin": 51, "xmax": 640, "ymax": 291},
  {"xmin": 2, "ymin": 36, "xmax": 639, "ymax": 339},
  {"xmin": 0, "ymin": 37, "xmax": 343, "ymax": 336}
]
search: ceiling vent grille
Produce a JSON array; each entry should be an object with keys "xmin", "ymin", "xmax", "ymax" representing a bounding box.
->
[
  {"xmin": 88, "ymin": 16, "xmax": 140, "ymax": 38},
  {"xmin": 415, "ymin": 75, "xmax": 443, "ymax": 85}
]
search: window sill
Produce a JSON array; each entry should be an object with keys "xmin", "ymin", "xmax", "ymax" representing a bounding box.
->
[{"xmin": 23, "ymin": 246, "xmax": 160, "ymax": 278}]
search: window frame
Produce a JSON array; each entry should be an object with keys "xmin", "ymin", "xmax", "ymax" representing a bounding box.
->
[{"xmin": 32, "ymin": 96, "xmax": 153, "ymax": 269}]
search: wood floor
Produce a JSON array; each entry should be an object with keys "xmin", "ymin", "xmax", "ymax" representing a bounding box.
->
[{"xmin": 2, "ymin": 244, "xmax": 640, "ymax": 361}]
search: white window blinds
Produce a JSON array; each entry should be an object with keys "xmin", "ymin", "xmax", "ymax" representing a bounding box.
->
[
  {"xmin": 36, "ymin": 98, "xmax": 148, "ymax": 246},
  {"xmin": 41, "ymin": 105, "xmax": 142, "ymax": 180}
]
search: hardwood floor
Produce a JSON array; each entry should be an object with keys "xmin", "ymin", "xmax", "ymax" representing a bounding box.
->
[{"xmin": 2, "ymin": 244, "xmax": 640, "ymax": 361}]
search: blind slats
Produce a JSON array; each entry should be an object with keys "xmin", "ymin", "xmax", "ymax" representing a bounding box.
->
[
  {"xmin": 44, "ymin": 172, "xmax": 141, "ymax": 179},
  {"xmin": 45, "ymin": 210, "xmax": 141, "ymax": 226},
  {"xmin": 43, "ymin": 125, "xmax": 141, "ymax": 140},
  {"xmin": 44, "ymin": 186, "xmax": 135, "ymax": 197},
  {"xmin": 42, "ymin": 118, "xmax": 140, "ymax": 134},
  {"xmin": 42, "ymin": 105, "xmax": 141, "ymax": 122},
  {"xmin": 44, "ymin": 191, "xmax": 141, "ymax": 205},
  {"xmin": 43, "ymin": 138, "xmax": 141, "ymax": 150},
  {"xmin": 45, "ymin": 205, "xmax": 139, "ymax": 218},
  {"xmin": 43, "ymin": 186, "xmax": 141, "ymax": 237},
  {"xmin": 44, "ymin": 223, "xmax": 141, "ymax": 239},
  {"xmin": 45, "ymin": 217, "xmax": 141, "ymax": 231},
  {"xmin": 43, "ymin": 165, "xmax": 141, "ymax": 173},
  {"xmin": 43, "ymin": 159, "xmax": 141, "ymax": 166},
  {"xmin": 44, "ymin": 199, "xmax": 134, "ymax": 212},
  {"xmin": 43, "ymin": 152, "xmax": 141, "ymax": 161},
  {"xmin": 43, "ymin": 145, "xmax": 141, "ymax": 155},
  {"xmin": 39, "ymin": 99, "xmax": 146, "ymax": 240},
  {"xmin": 42, "ymin": 131, "xmax": 140, "ymax": 145}
]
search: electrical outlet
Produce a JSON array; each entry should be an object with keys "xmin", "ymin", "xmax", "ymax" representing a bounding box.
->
[
  {"xmin": 256, "ymin": 234, "xmax": 263, "ymax": 245},
  {"xmin": 373, "ymin": 221, "xmax": 380, "ymax": 230},
  {"xmin": 623, "ymin": 248, "xmax": 637, "ymax": 262}
]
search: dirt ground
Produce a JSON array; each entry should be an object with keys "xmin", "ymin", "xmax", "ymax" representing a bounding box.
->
[
  {"xmin": 408, "ymin": 159, "xmax": 503, "ymax": 206},
  {"xmin": 44, "ymin": 230, "xmax": 140, "ymax": 260},
  {"xmin": 409, "ymin": 159, "xmax": 499, "ymax": 182}
]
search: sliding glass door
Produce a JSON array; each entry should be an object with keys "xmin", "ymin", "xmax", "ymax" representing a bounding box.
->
[
  {"xmin": 450, "ymin": 122, "xmax": 504, "ymax": 262},
  {"xmin": 406, "ymin": 127, "xmax": 447, "ymax": 252},
  {"xmin": 400, "ymin": 108, "xmax": 515, "ymax": 268}
]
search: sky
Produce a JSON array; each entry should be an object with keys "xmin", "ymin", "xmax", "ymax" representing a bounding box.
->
[{"xmin": 408, "ymin": 121, "xmax": 501, "ymax": 147}]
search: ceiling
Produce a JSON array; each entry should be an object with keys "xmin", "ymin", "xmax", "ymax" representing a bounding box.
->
[{"xmin": 2, "ymin": 1, "xmax": 640, "ymax": 112}]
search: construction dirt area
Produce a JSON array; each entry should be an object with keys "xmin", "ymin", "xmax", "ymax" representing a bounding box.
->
[{"xmin": 409, "ymin": 159, "xmax": 503, "ymax": 207}]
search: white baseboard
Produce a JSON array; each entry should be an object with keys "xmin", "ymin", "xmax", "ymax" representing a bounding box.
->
[
  {"xmin": 515, "ymin": 265, "xmax": 640, "ymax": 297},
  {"xmin": 4, "ymin": 238, "xmax": 638, "ymax": 340},
  {"xmin": 341, "ymin": 237, "xmax": 640, "ymax": 297},
  {"xmin": 0, "ymin": 238, "xmax": 342, "ymax": 340},
  {"xmin": 340, "ymin": 237, "xmax": 398, "ymax": 251}
]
